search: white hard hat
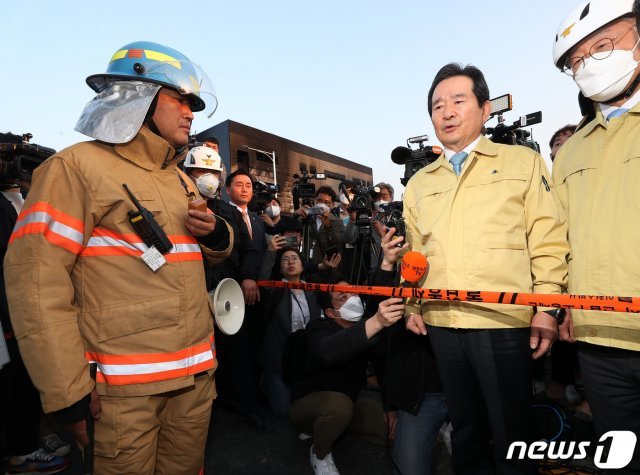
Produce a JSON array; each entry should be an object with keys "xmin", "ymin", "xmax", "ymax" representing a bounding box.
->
[
  {"xmin": 184, "ymin": 146, "xmax": 224, "ymax": 172},
  {"xmin": 552, "ymin": 0, "xmax": 634, "ymax": 70}
]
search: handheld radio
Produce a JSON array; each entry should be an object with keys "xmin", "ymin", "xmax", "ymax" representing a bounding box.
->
[{"xmin": 122, "ymin": 184, "xmax": 173, "ymax": 254}]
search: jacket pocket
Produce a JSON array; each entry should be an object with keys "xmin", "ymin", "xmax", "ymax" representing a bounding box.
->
[
  {"xmin": 464, "ymin": 173, "xmax": 528, "ymax": 187},
  {"xmin": 485, "ymin": 232, "xmax": 527, "ymax": 250},
  {"xmin": 96, "ymin": 295, "xmax": 180, "ymax": 343},
  {"xmin": 477, "ymin": 232, "xmax": 531, "ymax": 290},
  {"xmin": 560, "ymin": 165, "xmax": 597, "ymax": 184}
]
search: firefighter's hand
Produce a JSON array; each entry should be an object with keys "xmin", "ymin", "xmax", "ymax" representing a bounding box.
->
[
  {"xmin": 185, "ymin": 209, "xmax": 216, "ymax": 237},
  {"xmin": 242, "ymin": 279, "xmax": 260, "ymax": 305},
  {"xmin": 65, "ymin": 390, "xmax": 101, "ymax": 449}
]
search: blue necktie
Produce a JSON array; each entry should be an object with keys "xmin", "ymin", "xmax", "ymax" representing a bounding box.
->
[
  {"xmin": 607, "ymin": 107, "xmax": 629, "ymax": 122},
  {"xmin": 450, "ymin": 152, "xmax": 468, "ymax": 176}
]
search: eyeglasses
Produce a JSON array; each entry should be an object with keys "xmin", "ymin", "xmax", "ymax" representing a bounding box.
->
[
  {"xmin": 562, "ymin": 24, "xmax": 637, "ymax": 77},
  {"xmin": 282, "ymin": 256, "xmax": 301, "ymax": 263}
]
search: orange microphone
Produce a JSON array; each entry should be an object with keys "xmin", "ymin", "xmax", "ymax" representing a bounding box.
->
[{"xmin": 400, "ymin": 251, "xmax": 428, "ymax": 284}]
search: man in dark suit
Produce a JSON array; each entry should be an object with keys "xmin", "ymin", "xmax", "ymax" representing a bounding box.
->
[{"xmin": 213, "ymin": 170, "xmax": 272, "ymax": 430}]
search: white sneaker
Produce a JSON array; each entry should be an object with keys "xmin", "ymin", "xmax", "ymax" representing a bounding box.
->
[
  {"xmin": 439, "ymin": 421, "xmax": 453, "ymax": 456},
  {"xmin": 564, "ymin": 384, "xmax": 581, "ymax": 404},
  {"xmin": 310, "ymin": 445, "xmax": 340, "ymax": 475},
  {"xmin": 299, "ymin": 432, "xmax": 312, "ymax": 440}
]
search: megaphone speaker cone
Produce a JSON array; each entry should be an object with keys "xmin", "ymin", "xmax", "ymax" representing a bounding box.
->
[{"xmin": 211, "ymin": 278, "xmax": 245, "ymax": 335}]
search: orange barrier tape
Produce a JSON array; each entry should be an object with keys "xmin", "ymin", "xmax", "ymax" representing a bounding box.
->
[{"xmin": 256, "ymin": 281, "xmax": 640, "ymax": 314}]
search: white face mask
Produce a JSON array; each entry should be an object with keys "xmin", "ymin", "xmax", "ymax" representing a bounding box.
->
[
  {"xmin": 266, "ymin": 204, "xmax": 280, "ymax": 218},
  {"xmin": 574, "ymin": 38, "xmax": 640, "ymax": 102},
  {"xmin": 195, "ymin": 173, "xmax": 219, "ymax": 198},
  {"xmin": 374, "ymin": 200, "xmax": 389, "ymax": 213},
  {"xmin": 338, "ymin": 295, "xmax": 365, "ymax": 322}
]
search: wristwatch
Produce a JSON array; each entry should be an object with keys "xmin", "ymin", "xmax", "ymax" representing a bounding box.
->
[{"xmin": 543, "ymin": 308, "xmax": 566, "ymax": 325}]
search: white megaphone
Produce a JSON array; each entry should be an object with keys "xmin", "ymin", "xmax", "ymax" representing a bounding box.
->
[{"xmin": 208, "ymin": 278, "xmax": 245, "ymax": 335}]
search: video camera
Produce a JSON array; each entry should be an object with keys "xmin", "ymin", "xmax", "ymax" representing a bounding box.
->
[
  {"xmin": 485, "ymin": 94, "xmax": 542, "ymax": 153},
  {"xmin": 0, "ymin": 132, "xmax": 55, "ymax": 184},
  {"xmin": 249, "ymin": 180, "xmax": 278, "ymax": 214},
  {"xmin": 377, "ymin": 201, "xmax": 406, "ymax": 243},
  {"xmin": 292, "ymin": 170, "xmax": 326, "ymax": 210},
  {"xmin": 391, "ymin": 135, "xmax": 443, "ymax": 186},
  {"xmin": 340, "ymin": 182, "xmax": 381, "ymax": 238}
]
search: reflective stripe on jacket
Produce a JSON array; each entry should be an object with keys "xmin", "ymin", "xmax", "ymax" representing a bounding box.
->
[{"xmin": 4, "ymin": 127, "xmax": 232, "ymax": 412}]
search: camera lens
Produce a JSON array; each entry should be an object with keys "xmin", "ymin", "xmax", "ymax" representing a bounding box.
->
[{"xmin": 354, "ymin": 195, "xmax": 369, "ymax": 209}]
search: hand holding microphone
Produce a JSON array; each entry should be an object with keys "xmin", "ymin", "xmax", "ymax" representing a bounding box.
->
[{"xmin": 401, "ymin": 251, "xmax": 429, "ymax": 336}]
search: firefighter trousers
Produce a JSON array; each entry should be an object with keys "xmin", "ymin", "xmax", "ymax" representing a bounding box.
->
[{"xmin": 93, "ymin": 372, "xmax": 214, "ymax": 475}]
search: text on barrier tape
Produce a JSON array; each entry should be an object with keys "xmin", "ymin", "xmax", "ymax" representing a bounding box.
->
[{"xmin": 256, "ymin": 281, "xmax": 640, "ymax": 314}]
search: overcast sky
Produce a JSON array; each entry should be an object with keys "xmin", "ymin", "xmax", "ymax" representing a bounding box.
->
[{"xmin": 2, "ymin": 0, "xmax": 583, "ymax": 197}]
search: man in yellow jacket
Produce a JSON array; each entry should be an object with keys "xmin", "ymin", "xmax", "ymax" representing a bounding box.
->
[
  {"xmin": 552, "ymin": 0, "xmax": 640, "ymax": 471},
  {"xmin": 4, "ymin": 41, "xmax": 233, "ymax": 474},
  {"xmin": 403, "ymin": 63, "xmax": 569, "ymax": 474}
]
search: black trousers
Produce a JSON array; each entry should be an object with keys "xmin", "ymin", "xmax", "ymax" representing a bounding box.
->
[
  {"xmin": 214, "ymin": 304, "xmax": 263, "ymax": 414},
  {"xmin": 578, "ymin": 343, "xmax": 640, "ymax": 474},
  {"xmin": 0, "ymin": 338, "xmax": 42, "ymax": 458},
  {"xmin": 429, "ymin": 326, "xmax": 537, "ymax": 475}
]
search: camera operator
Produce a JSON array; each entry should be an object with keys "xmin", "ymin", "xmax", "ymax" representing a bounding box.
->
[
  {"xmin": 552, "ymin": 1, "xmax": 640, "ymax": 470},
  {"xmin": 342, "ymin": 182, "xmax": 393, "ymax": 280},
  {"xmin": 403, "ymin": 63, "xmax": 569, "ymax": 474},
  {"xmin": 336, "ymin": 180, "xmax": 356, "ymax": 226},
  {"xmin": 264, "ymin": 219, "xmax": 342, "ymax": 280},
  {"xmin": 261, "ymin": 197, "xmax": 283, "ymax": 235},
  {"xmin": 295, "ymin": 185, "xmax": 345, "ymax": 267}
]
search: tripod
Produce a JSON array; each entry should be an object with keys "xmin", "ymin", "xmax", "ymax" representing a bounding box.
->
[{"xmin": 348, "ymin": 222, "xmax": 381, "ymax": 285}]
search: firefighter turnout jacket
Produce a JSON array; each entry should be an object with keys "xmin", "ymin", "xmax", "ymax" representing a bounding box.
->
[{"xmin": 4, "ymin": 127, "xmax": 233, "ymax": 413}]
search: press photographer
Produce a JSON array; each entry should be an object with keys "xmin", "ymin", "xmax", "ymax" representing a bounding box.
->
[
  {"xmin": 343, "ymin": 182, "xmax": 397, "ymax": 284},
  {"xmin": 293, "ymin": 180, "xmax": 345, "ymax": 272},
  {"xmin": 249, "ymin": 179, "xmax": 278, "ymax": 215}
]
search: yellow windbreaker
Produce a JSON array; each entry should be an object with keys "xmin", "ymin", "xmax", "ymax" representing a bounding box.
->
[
  {"xmin": 553, "ymin": 105, "xmax": 640, "ymax": 351},
  {"xmin": 403, "ymin": 136, "xmax": 569, "ymax": 329}
]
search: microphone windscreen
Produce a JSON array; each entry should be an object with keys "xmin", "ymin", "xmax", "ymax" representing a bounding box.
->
[{"xmin": 400, "ymin": 251, "xmax": 428, "ymax": 283}]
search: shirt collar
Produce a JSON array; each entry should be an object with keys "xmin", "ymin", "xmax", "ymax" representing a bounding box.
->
[
  {"xmin": 599, "ymin": 89, "xmax": 640, "ymax": 122},
  {"xmin": 443, "ymin": 135, "xmax": 481, "ymax": 161},
  {"xmin": 230, "ymin": 201, "xmax": 248, "ymax": 213}
]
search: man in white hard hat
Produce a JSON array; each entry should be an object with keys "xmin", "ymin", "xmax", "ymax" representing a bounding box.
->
[{"xmin": 552, "ymin": 1, "xmax": 640, "ymax": 471}]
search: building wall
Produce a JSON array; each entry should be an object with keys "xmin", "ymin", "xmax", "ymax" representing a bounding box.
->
[{"xmin": 198, "ymin": 120, "xmax": 373, "ymax": 213}]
